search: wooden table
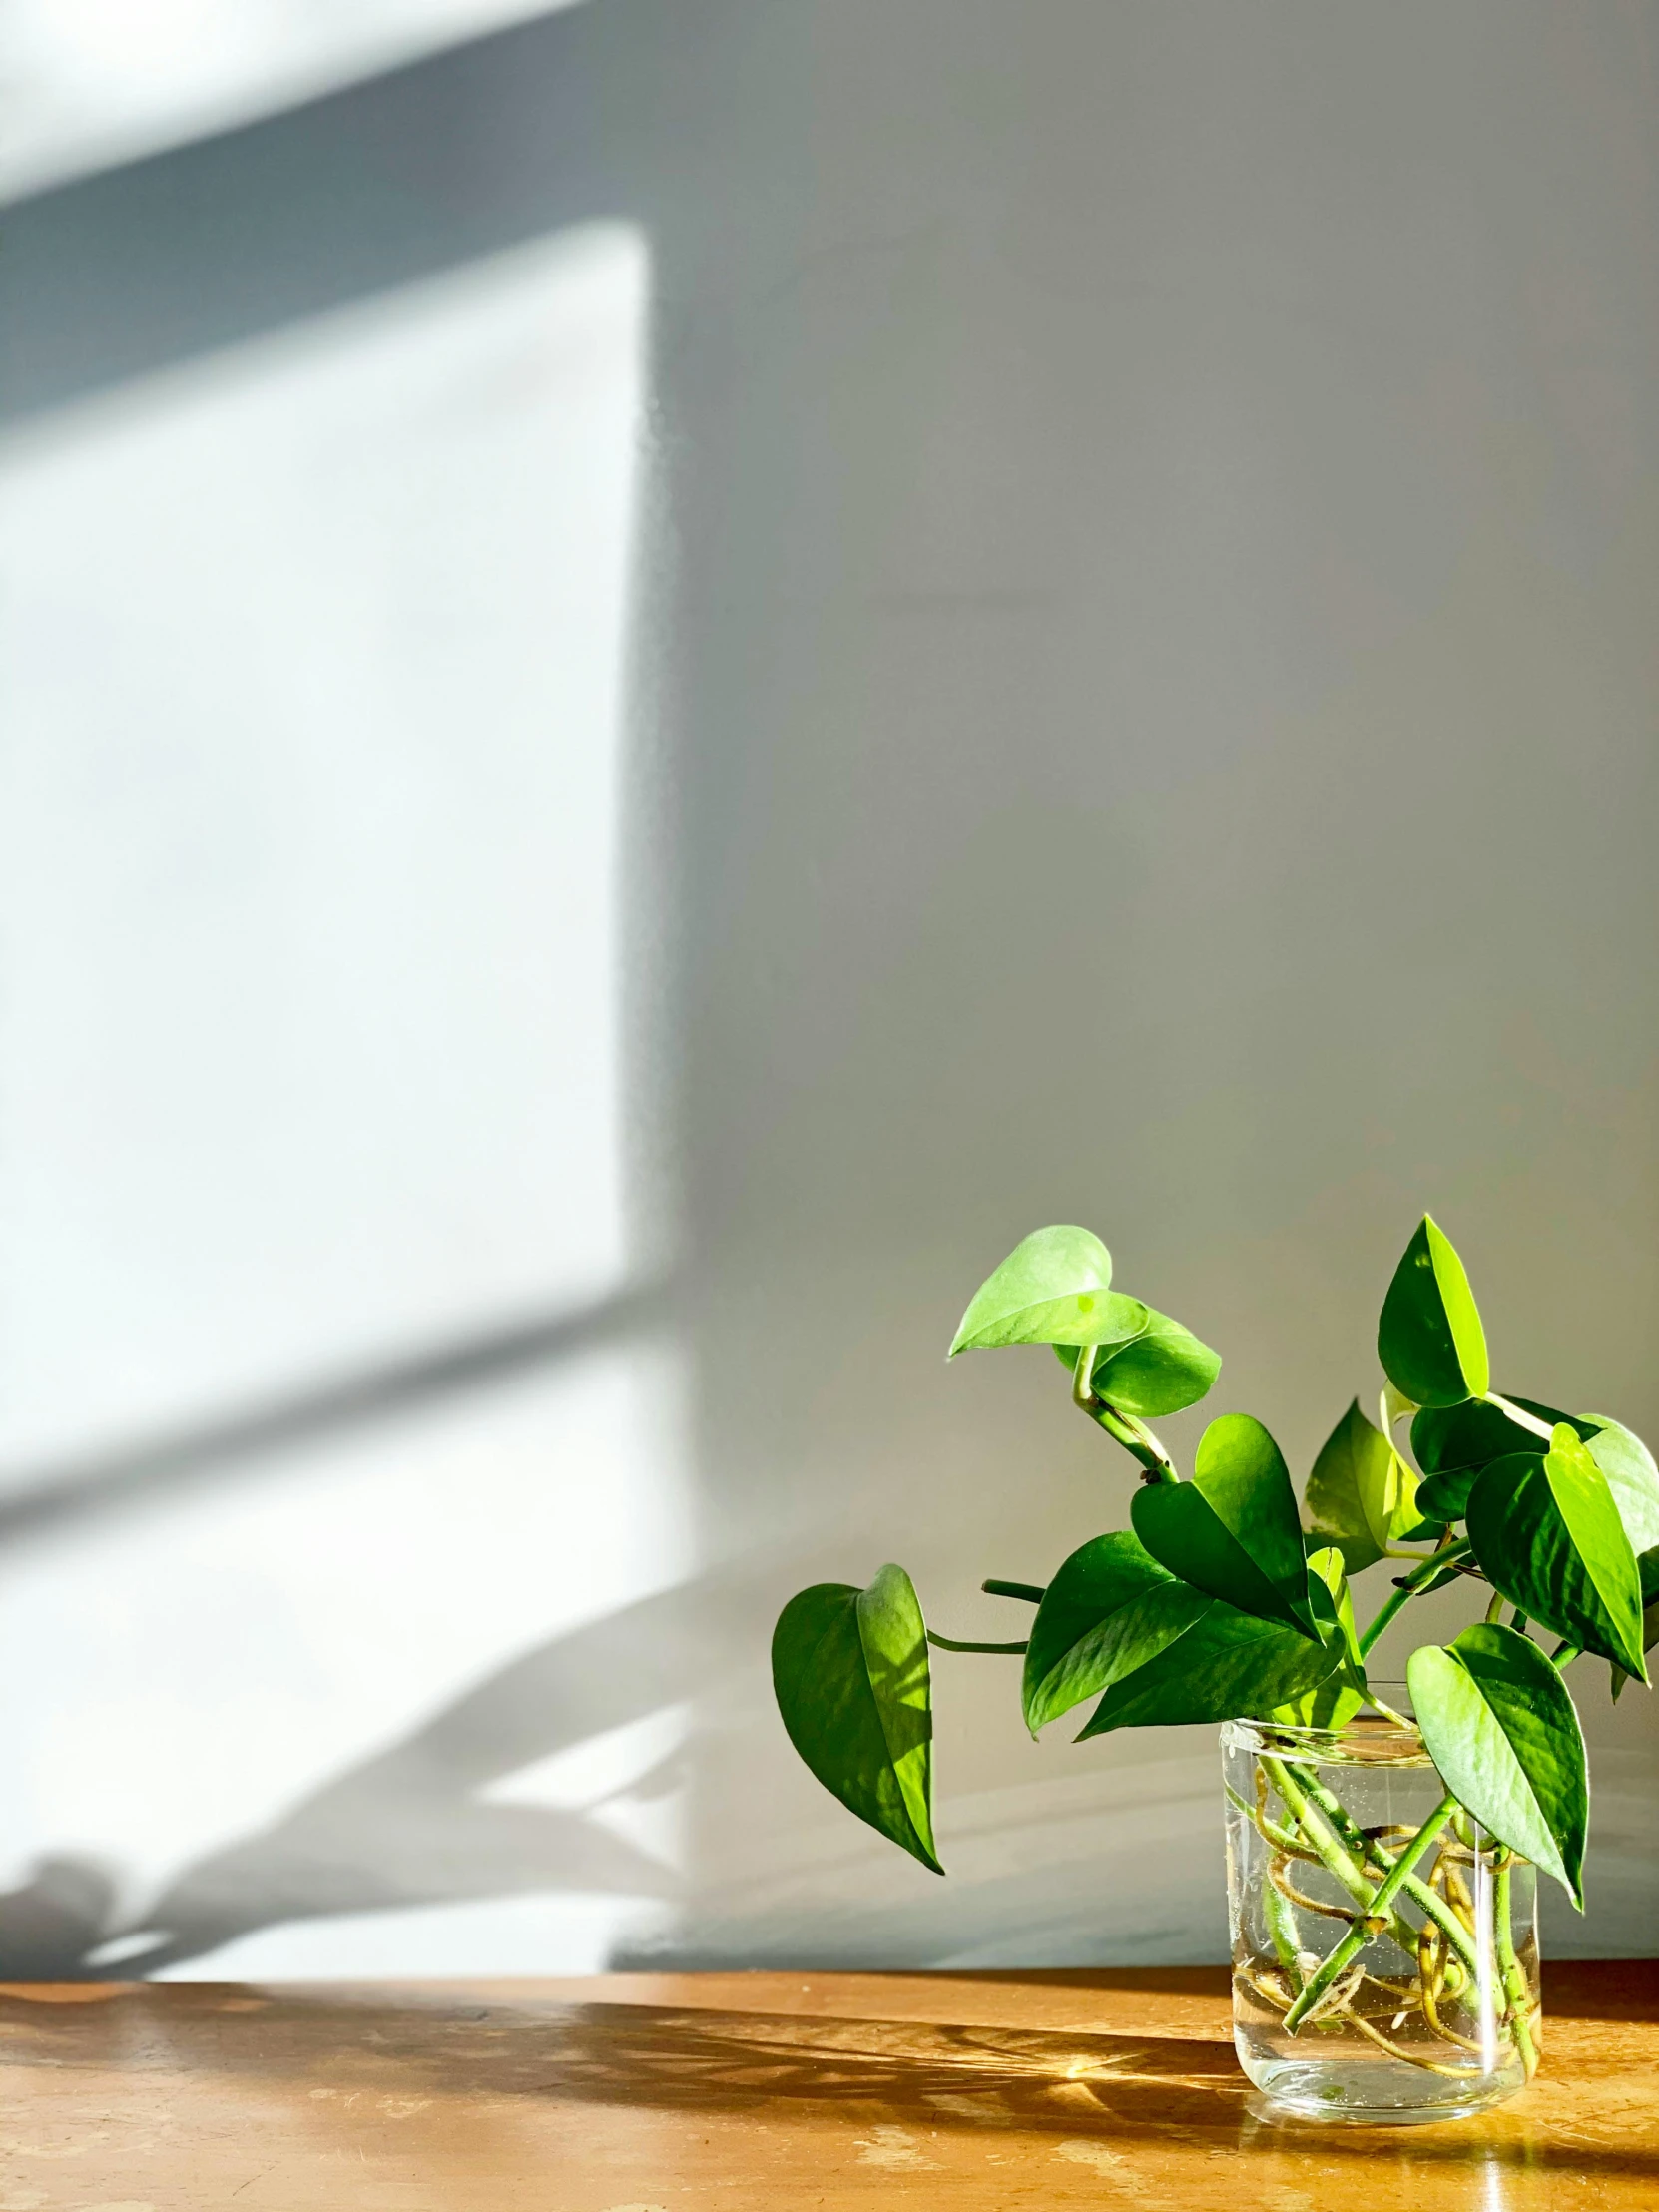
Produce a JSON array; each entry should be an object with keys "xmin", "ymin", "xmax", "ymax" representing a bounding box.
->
[{"xmin": 0, "ymin": 1965, "xmax": 1654, "ymax": 2208}]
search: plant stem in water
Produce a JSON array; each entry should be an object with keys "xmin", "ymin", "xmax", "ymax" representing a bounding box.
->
[
  {"xmin": 1283, "ymin": 1792, "xmax": 1459, "ymax": 2034},
  {"xmin": 1282, "ymin": 1764, "xmax": 1479, "ymax": 1977},
  {"xmin": 1263, "ymin": 1872, "xmax": 1304, "ymax": 1982},
  {"xmin": 1493, "ymin": 1859, "xmax": 1539, "ymax": 2079}
]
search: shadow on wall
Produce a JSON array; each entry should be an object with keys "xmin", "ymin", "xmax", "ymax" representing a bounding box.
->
[
  {"xmin": 0, "ymin": 1560, "xmax": 1227, "ymax": 1982},
  {"xmin": 14, "ymin": 1577, "xmax": 730, "ymax": 1981}
]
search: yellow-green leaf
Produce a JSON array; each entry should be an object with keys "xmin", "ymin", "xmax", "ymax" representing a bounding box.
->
[{"xmin": 949, "ymin": 1226, "xmax": 1146, "ymax": 1355}]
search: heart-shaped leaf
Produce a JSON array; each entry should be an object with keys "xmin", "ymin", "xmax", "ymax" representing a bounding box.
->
[
  {"xmin": 1378, "ymin": 1216, "xmax": 1489, "ymax": 1407},
  {"xmin": 1305, "ymin": 1399, "xmax": 1398, "ymax": 1571},
  {"xmin": 1078, "ymin": 1601, "xmax": 1342, "ymax": 1736},
  {"xmin": 771, "ymin": 1564, "xmax": 942, "ymax": 1872},
  {"xmin": 1133, "ymin": 1413, "xmax": 1313, "ymax": 1632},
  {"xmin": 1085, "ymin": 1307, "xmax": 1222, "ymax": 1416},
  {"xmin": 1407, "ymin": 1624, "xmax": 1588, "ymax": 1904},
  {"xmin": 949, "ymin": 1226, "xmax": 1146, "ymax": 1355},
  {"xmin": 1583, "ymin": 1417, "xmax": 1659, "ymax": 1559},
  {"xmin": 1021, "ymin": 1532, "xmax": 1210, "ymax": 1734},
  {"xmin": 1466, "ymin": 1429, "xmax": 1647, "ymax": 1680}
]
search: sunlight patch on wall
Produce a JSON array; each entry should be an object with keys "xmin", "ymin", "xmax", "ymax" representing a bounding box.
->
[
  {"xmin": 0, "ymin": 0, "xmax": 592, "ymax": 202},
  {"xmin": 0, "ymin": 221, "xmax": 691, "ymax": 1975},
  {"xmin": 0, "ymin": 223, "xmax": 649, "ymax": 1472}
]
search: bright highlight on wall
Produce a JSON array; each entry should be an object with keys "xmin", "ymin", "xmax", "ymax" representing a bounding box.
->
[{"xmin": 0, "ymin": 223, "xmax": 692, "ymax": 1975}]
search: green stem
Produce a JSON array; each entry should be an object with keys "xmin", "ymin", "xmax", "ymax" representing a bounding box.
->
[
  {"xmin": 1366, "ymin": 1689, "xmax": 1415, "ymax": 1729},
  {"xmin": 1263, "ymin": 1875, "xmax": 1304, "ymax": 1983},
  {"xmin": 1069, "ymin": 1345, "xmax": 1179, "ymax": 1479},
  {"xmin": 926, "ymin": 1630, "xmax": 1027, "ymax": 1655},
  {"xmin": 1359, "ymin": 1537, "xmax": 1472, "ymax": 1656},
  {"xmin": 1263, "ymin": 1759, "xmax": 1382, "ymax": 1917},
  {"xmin": 980, "ymin": 1579, "xmax": 1045, "ymax": 1604},
  {"xmin": 1493, "ymin": 1860, "xmax": 1539, "ymax": 2077},
  {"xmin": 1249, "ymin": 1767, "xmax": 1478, "ymax": 1980},
  {"xmin": 1284, "ymin": 1791, "xmax": 1459, "ymax": 2034},
  {"xmin": 1551, "ymin": 1640, "xmax": 1582, "ymax": 1667},
  {"xmin": 1485, "ymin": 1590, "xmax": 1505, "ymax": 1625},
  {"xmin": 1290, "ymin": 1767, "xmax": 1478, "ymax": 1978},
  {"xmin": 1084, "ymin": 1398, "xmax": 1180, "ymax": 1483},
  {"xmin": 1072, "ymin": 1344, "xmax": 1099, "ymax": 1410}
]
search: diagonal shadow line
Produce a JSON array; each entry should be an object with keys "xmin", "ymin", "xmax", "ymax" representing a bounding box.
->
[
  {"xmin": 0, "ymin": 1278, "xmax": 667, "ymax": 1546},
  {"xmin": 0, "ymin": 0, "xmax": 632, "ymax": 424}
]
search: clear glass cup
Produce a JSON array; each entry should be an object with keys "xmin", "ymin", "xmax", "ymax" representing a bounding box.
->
[{"xmin": 1223, "ymin": 1711, "xmax": 1540, "ymax": 2123}]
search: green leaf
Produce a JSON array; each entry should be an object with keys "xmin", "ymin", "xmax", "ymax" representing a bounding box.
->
[
  {"xmin": 1411, "ymin": 1396, "xmax": 1569, "ymax": 1523},
  {"xmin": 1085, "ymin": 1307, "xmax": 1222, "ymax": 1416},
  {"xmin": 1078, "ymin": 1602, "xmax": 1341, "ymax": 1736},
  {"xmin": 1305, "ymin": 1545, "xmax": 1366, "ymax": 1679},
  {"xmin": 1413, "ymin": 1464, "xmax": 1484, "ymax": 1523},
  {"xmin": 1466, "ymin": 1429, "xmax": 1647, "ymax": 1681},
  {"xmin": 1378, "ymin": 1216, "xmax": 1489, "ymax": 1407},
  {"xmin": 1382, "ymin": 1379, "xmax": 1419, "ymax": 1428},
  {"xmin": 1412, "ymin": 1394, "xmax": 1598, "ymax": 1526},
  {"xmin": 1021, "ymin": 1532, "xmax": 1210, "ymax": 1734},
  {"xmin": 1305, "ymin": 1399, "xmax": 1398, "ymax": 1571},
  {"xmin": 1271, "ymin": 1676, "xmax": 1367, "ymax": 1728},
  {"xmin": 949, "ymin": 1226, "xmax": 1146, "ymax": 1355},
  {"xmin": 1384, "ymin": 1457, "xmax": 1430, "ymax": 1548},
  {"xmin": 1614, "ymin": 1547, "xmax": 1659, "ymax": 1701},
  {"xmin": 1295, "ymin": 1548, "xmax": 1368, "ymax": 1727},
  {"xmin": 1420, "ymin": 1406, "xmax": 1659, "ymax": 1559},
  {"xmin": 1412, "ymin": 1395, "xmax": 1584, "ymax": 1478},
  {"xmin": 1407, "ymin": 1624, "xmax": 1588, "ymax": 1905},
  {"xmin": 1132, "ymin": 1413, "xmax": 1313, "ymax": 1633},
  {"xmin": 1583, "ymin": 1417, "xmax": 1659, "ymax": 1559},
  {"xmin": 771, "ymin": 1564, "xmax": 943, "ymax": 1873}
]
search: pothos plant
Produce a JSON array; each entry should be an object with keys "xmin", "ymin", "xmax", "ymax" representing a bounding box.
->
[{"xmin": 772, "ymin": 1217, "xmax": 1659, "ymax": 2047}]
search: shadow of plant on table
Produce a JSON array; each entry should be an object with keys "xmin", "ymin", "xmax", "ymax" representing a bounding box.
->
[{"xmin": 3, "ymin": 1978, "xmax": 1658, "ymax": 2190}]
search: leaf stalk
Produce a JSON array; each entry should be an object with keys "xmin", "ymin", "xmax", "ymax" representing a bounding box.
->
[{"xmin": 925, "ymin": 1630, "xmax": 1027, "ymax": 1655}]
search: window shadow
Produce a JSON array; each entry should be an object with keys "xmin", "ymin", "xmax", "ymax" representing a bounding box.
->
[{"xmin": 0, "ymin": 1288, "xmax": 662, "ymax": 1547}]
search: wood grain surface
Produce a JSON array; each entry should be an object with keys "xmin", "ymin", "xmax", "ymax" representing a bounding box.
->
[{"xmin": 0, "ymin": 1964, "xmax": 1653, "ymax": 2208}]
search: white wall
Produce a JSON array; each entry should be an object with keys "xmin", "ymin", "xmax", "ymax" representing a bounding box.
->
[{"xmin": 2, "ymin": 0, "xmax": 1657, "ymax": 1976}]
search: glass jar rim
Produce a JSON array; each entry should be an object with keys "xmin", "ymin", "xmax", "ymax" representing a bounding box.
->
[{"xmin": 1221, "ymin": 1710, "xmax": 1431, "ymax": 1765}]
